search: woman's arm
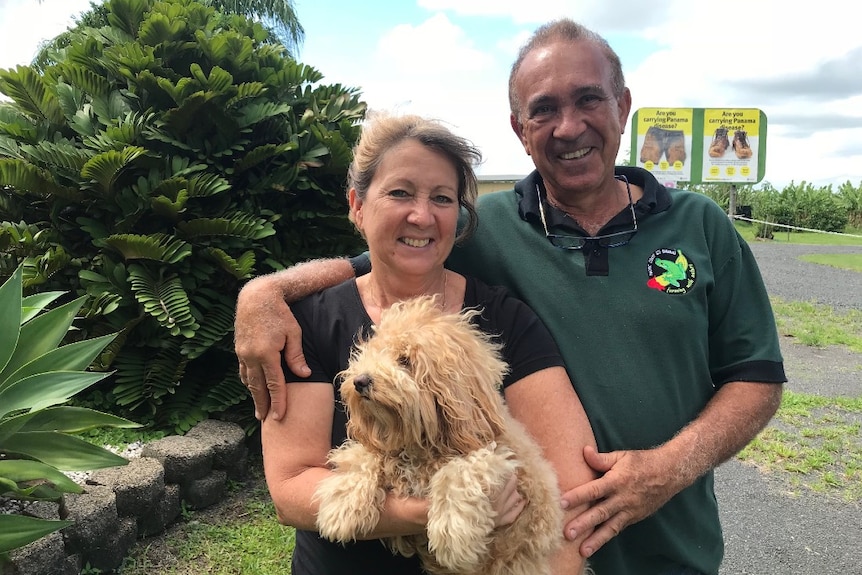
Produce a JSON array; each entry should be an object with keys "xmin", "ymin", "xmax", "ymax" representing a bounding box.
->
[
  {"xmin": 261, "ymin": 381, "xmax": 429, "ymax": 535},
  {"xmin": 505, "ymin": 366, "xmax": 598, "ymax": 573}
]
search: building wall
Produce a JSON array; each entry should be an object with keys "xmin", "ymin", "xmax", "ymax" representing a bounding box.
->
[{"xmin": 478, "ymin": 176, "xmax": 522, "ymax": 196}]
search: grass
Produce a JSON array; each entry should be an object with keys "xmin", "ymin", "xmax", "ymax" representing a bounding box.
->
[
  {"xmin": 799, "ymin": 253, "xmax": 862, "ymax": 272},
  {"xmin": 770, "ymin": 297, "xmax": 862, "ymax": 353},
  {"xmin": 119, "ymin": 465, "xmax": 297, "ymax": 575},
  {"xmin": 738, "ymin": 391, "xmax": 862, "ymax": 501},
  {"xmin": 739, "ymin": 279, "xmax": 862, "ymax": 501},
  {"xmin": 80, "ymin": 426, "xmax": 168, "ymax": 449}
]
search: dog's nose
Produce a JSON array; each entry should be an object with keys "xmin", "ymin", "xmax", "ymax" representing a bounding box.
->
[{"xmin": 353, "ymin": 374, "xmax": 372, "ymax": 396}]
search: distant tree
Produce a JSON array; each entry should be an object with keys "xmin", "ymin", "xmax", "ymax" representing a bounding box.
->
[{"xmin": 31, "ymin": 0, "xmax": 303, "ymax": 70}]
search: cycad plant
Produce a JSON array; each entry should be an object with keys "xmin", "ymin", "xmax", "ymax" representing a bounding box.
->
[
  {"xmin": 0, "ymin": 0, "xmax": 367, "ymax": 430},
  {"xmin": 0, "ymin": 265, "xmax": 138, "ymax": 558}
]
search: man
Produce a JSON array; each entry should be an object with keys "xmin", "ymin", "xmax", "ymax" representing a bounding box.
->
[{"xmin": 234, "ymin": 19, "xmax": 785, "ymax": 575}]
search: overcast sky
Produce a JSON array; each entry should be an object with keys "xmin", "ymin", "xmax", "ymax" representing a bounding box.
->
[{"xmin": 2, "ymin": 0, "xmax": 861, "ymax": 189}]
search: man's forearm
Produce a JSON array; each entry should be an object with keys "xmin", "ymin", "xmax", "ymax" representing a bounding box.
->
[
  {"xmin": 659, "ymin": 381, "xmax": 782, "ymax": 486},
  {"xmin": 252, "ymin": 257, "xmax": 356, "ymax": 303}
]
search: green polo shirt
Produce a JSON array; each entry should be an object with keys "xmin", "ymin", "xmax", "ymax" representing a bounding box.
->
[{"xmin": 447, "ymin": 166, "xmax": 785, "ymax": 575}]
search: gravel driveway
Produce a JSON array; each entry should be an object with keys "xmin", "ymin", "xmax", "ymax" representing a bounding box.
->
[{"xmin": 716, "ymin": 242, "xmax": 862, "ymax": 575}]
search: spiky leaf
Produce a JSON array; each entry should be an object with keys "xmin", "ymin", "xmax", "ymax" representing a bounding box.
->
[{"xmin": 0, "ymin": 515, "xmax": 74, "ymax": 554}]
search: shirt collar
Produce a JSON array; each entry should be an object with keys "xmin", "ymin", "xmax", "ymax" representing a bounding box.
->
[{"xmin": 517, "ymin": 166, "xmax": 672, "ymax": 224}]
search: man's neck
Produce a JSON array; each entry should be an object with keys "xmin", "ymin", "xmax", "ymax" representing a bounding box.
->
[{"xmin": 546, "ymin": 178, "xmax": 629, "ymax": 235}]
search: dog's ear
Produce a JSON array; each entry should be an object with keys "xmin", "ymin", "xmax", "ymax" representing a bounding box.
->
[{"xmin": 404, "ymin": 308, "xmax": 510, "ymax": 454}]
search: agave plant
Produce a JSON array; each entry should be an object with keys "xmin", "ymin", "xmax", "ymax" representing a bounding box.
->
[{"xmin": 0, "ymin": 265, "xmax": 139, "ymax": 557}]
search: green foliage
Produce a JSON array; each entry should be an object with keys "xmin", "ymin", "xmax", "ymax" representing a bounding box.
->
[
  {"xmin": 0, "ymin": 266, "xmax": 139, "ymax": 557},
  {"xmin": 837, "ymin": 181, "xmax": 862, "ymax": 227},
  {"xmin": 761, "ymin": 181, "xmax": 848, "ymax": 233},
  {"xmin": 687, "ymin": 180, "xmax": 853, "ymax": 238},
  {"xmin": 0, "ymin": 0, "xmax": 367, "ymax": 431}
]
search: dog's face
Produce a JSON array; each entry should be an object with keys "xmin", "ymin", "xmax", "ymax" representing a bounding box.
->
[{"xmin": 338, "ymin": 295, "xmax": 510, "ymax": 457}]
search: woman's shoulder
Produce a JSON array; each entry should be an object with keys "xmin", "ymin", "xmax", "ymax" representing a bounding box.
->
[{"xmin": 293, "ymin": 278, "xmax": 363, "ymax": 321}]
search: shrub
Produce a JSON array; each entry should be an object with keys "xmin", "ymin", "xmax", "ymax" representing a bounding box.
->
[
  {"xmin": 0, "ymin": 0, "xmax": 367, "ymax": 430},
  {"xmin": 0, "ymin": 265, "xmax": 139, "ymax": 558},
  {"xmin": 837, "ymin": 181, "xmax": 862, "ymax": 228}
]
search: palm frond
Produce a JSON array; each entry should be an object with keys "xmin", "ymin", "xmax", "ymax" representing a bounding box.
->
[
  {"xmin": 236, "ymin": 101, "xmax": 292, "ymax": 129},
  {"xmin": 176, "ymin": 213, "xmax": 275, "ymax": 240},
  {"xmin": 264, "ymin": 60, "xmax": 323, "ymax": 91},
  {"xmin": 233, "ymin": 142, "xmax": 296, "ymax": 173},
  {"xmin": 103, "ymin": 233, "xmax": 192, "ymax": 264},
  {"xmin": 127, "ymin": 264, "xmax": 199, "ymax": 337},
  {"xmin": 106, "ymin": 0, "xmax": 150, "ymax": 38},
  {"xmin": 201, "ymin": 247, "xmax": 255, "ymax": 279},
  {"xmin": 0, "ymin": 158, "xmax": 82, "ymax": 200},
  {"xmin": 80, "ymin": 146, "xmax": 146, "ymax": 195},
  {"xmin": 138, "ymin": 12, "xmax": 188, "ymax": 46},
  {"xmin": 200, "ymin": 370, "xmax": 246, "ymax": 414},
  {"xmin": 54, "ymin": 63, "xmax": 110, "ymax": 97},
  {"xmin": 187, "ymin": 173, "xmax": 231, "ymax": 197},
  {"xmin": 189, "ymin": 63, "xmax": 234, "ymax": 93},
  {"xmin": 0, "ymin": 66, "xmax": 64, "ymax": 125},
  {"xmin": 225, "ymin": 81, "xmax": 267, "ymax": 107},
  {"xmin": 18, "ymin": 140, "xmax": 91, "ymax": 173},
  {"xmin": 181, "ymin": 295, "xmax": 234, "ymax": 359}
]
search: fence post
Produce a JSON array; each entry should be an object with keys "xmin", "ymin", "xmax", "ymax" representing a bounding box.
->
[{"xmin": 728, "ymin": 184, "xmax": 737, "ymax": 219}]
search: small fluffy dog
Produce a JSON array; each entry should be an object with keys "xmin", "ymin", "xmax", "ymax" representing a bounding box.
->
[{"xmin": 314, "ymin": 295, "xmax": 564, "ymax": 575}]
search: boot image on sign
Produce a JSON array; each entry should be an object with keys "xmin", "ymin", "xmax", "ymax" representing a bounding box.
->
[
  {"xmin": 733, "ymin": 130, "xmax": 753, "ymax": 159},
  {"xmin": 708, "ymin": 127, "xmax": 730, "ymax": 158},
  {"xmin": 640, "ymin": 126, "xmax": 663, "ymax": 164},
  {"xmin": 664, "ymin": 130, "xmax": 686, "ymax": 165}
]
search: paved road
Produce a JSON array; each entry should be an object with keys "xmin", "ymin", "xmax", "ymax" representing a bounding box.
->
[{"xmin": 716, "ymin": 242, "xmax": 862, "ymax": 575}]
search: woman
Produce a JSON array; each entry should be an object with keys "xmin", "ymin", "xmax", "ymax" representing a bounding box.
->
[{"xmin": 260, "ymin": 113, "xmax": 596, "ymax": 574}]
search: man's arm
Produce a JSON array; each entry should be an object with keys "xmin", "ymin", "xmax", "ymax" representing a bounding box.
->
[
  {"xmin": 560, "ymin": 380, "xmax": 782, "ymax": 558},
  {"xmin": 234, "ymin": 258, "xmax": 355, "ymax": 420}
]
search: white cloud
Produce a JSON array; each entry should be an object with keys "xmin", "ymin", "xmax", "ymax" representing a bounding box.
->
[
  {"xmin": 376, "ymin": 13, "xmax": 493, "ymax": 74},
  {"xmin": 354, "ymin": 14, "xmax": 531, "ymax": 175},
  {"xmin": 0, "ymin": 0, "xmax": 92, "ymax": 70}
]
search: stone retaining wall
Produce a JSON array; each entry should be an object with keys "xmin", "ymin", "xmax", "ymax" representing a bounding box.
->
[{"xmin": 3, "ymin": 419, "xmax": 249, "ymax": 575}]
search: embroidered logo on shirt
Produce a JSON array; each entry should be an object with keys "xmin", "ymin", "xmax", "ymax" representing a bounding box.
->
[{"xmin": 647, "ymin": 248, "xmax": 696, "ymax": 294}]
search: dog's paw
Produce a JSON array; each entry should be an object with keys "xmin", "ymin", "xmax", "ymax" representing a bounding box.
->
[
  {"xmin": 425, "ymin": 448, "xmax": 517, "ymax": 571},
  {"xmin": 314, "ymin": 473, "xmax": 384, "ymax": 543},
  {"xmin": 314, "ymin": 450, "xmax": 386, "ymax": 543}
]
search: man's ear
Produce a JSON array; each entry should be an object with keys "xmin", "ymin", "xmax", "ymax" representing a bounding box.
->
[
  {"xmin": 510, "ymin": 113, "xmax": 531, "ymax": 156},
  {"xmin": 618, "ymin": 87, "xmax": 633, "ymax": 133}
]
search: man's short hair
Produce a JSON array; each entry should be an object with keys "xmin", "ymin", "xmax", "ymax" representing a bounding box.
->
[{"xmin": 508, "ymin": 19, "xmax": 626, "ymax": 123}]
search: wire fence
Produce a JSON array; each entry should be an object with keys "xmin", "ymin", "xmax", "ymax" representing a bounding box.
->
[{"xmin": 731, "ymin": 215, "xmax": 862, "ymax": 239}]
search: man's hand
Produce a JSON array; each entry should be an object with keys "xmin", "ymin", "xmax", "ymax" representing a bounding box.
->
[
  {"xmin": 560, "ymin": 382, "xmax": 782, "ymax": 557},
  {"xmin": 492, "ymin": 473, "xmax": 526, "ymax": 528},
  {"xmin": 560, "ymin": 445, "xmax": 686, "ymax": 558},
  {"xmin": 235, "ymin": 276, "xmax": 310, "ymax": 421}
]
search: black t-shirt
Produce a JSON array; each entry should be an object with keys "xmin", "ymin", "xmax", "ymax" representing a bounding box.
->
[{"xmin": 284, "ymin": 275, "xmax": 565, "ymax": 575}]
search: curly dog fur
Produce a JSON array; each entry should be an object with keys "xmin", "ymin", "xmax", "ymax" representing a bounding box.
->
[{"xmin": 313, "ymin": 295, "xmax": 566, "ymax": 575}]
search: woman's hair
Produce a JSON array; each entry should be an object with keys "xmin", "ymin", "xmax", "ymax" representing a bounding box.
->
[{"xmin": 347, "ymin": 112, "xmax": 482, "ymax": 242}]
